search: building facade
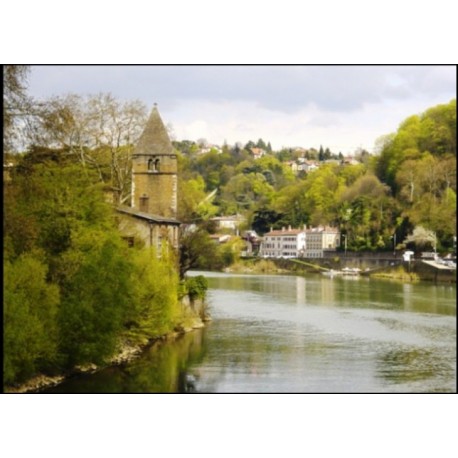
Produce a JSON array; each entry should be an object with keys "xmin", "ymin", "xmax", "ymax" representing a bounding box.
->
[
  {"xmin": 260, "ymin": 226, "xmax": 340, "ymax": 258},
  {"xmin": 260, "ymin": 228, "xmax": 306, "ymax": 258},
  {"xmin": 117, "ymin": 104, "xmax": 180, "ymax": 249},
  {"xmin": 304, "ymin": 226, "xmax": 340, "ymax": 258},
  {"xmin": 210, "ymin": 214, "xmax": 245, "ymax": 232}
]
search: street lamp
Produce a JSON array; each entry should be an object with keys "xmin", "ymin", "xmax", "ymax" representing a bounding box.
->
[
  {"xmin": 342, "ymin": 234, "xmax": 347, "ymax": 257},
  {"xmin": 391, "ymin": 233, "xmax": 396, "ymax": 256}
]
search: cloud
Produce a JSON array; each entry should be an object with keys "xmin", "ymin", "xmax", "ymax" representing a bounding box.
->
[
  {"xmin": 29, "ymin": 66, "xmax": 456, "ymax": 111},
  {"xmin": 27, "ymin": 65, "xmax": 456, "ymax": 153}
]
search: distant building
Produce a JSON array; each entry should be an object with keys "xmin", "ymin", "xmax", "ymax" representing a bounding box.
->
[
  {"xmin": 250, "ymin": 147, "xmax": 266, "ymax": 160},
  {"xmin": 286, "ymin": 161, "xmax": 298, "ymax": 174},
  {"xmin": 298, "ymin": 160, "xmax": 319, "ymax": 173},
  {"xmin": 210, "ymin": 214, "xmax": 245, "ymax": 232},
  {"xmin": 209, "ymin": 234, "xmax": 231, "ymax": 244},
  {"xmin": 304, "ymin": 226, "xmax": 340, "ymax": 258},
  {"xmin": 259, "ymin": 227, "xmax": 306, "ymax": 258},
  {"xmin": 259, "ymin": 225, "xmax": 340, "ymax": 258},
  {"xmin": 241, "ymin": 230, "xmax": 261, "ymax": 256},
  {"xmin": 341, "ymin": 156, "xmax": 359, "ymax": 166}
]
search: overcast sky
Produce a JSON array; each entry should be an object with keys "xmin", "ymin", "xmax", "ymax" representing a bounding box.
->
[{"xmin": 27, "ymin": 65, "xmax": 456, "ymax": 154}]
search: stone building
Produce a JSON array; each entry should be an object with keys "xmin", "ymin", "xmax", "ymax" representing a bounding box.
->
[{"xmin": 117, "ymin": 104, "xmax": 180, "ymax": 250}]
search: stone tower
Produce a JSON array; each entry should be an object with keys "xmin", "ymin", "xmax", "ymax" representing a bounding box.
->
[{"xmin": 131, "ymin": 104, "xmax": 177, "ymax": 218}]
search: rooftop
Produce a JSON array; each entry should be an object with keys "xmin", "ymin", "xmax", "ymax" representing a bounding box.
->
[
  {"xmin": 133, "ymin": 104, "xmax": 174, "ymax": 156},
  {"xmin": 117, "ymin": 206, "xmax": 180, "ymax": 225}
]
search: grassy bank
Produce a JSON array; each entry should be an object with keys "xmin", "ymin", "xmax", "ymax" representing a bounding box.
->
[{"xmin": 370, "ymin": 265, "xmax": 420, "ymax": 282}]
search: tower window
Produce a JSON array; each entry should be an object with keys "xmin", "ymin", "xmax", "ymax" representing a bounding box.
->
[
  {"xmin": 139, "ymin": 194, "xmax": 149, "ymax": 212},
  {"xmin": 148, "ymin": 157, "xmax": 160, "ymax": 172}
]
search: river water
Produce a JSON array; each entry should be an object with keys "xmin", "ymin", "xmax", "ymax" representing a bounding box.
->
[{"xmin": 42, "ymin": 272, "xmax": 456, "ymax": 393}]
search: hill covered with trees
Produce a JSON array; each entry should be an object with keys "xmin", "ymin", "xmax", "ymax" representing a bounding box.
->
[{"xmin": 174, "ymin": 99, "xmax": 456, "ymax": 254}]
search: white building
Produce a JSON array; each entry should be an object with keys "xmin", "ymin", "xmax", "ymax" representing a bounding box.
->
[
  {"xmin": 260, "ymin": 225, "xmax": 340, "ymax": 258},
  {"xmin": 210, "ymin": 214, "xmax": 245, "ymax": 232},
  {"xmin": 304, "ymin": 226, "xmax": 340, "ymax": 258},
  {"xmin": 260, "ymin": 227, "xmax": 306, "ymax": 258}
]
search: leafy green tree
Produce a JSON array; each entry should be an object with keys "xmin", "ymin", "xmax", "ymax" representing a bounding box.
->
[
  {"xmin": 179, "ymin": 228, "xmax": 221, "ymax": 278},
  {"xmin": 374, "ymin": 99, "xmax": 456, "ymax": 191},
  {"xmin": 251, "ymin": 208, "xmax": 285, "ymax": 235},
  {"xmin": 220, "ymin": 172, "xmax": 274, "ymax": 214},
  {"xmin": 57, "ymin": 232, "xmax": 133, "ymax": 367},
  {"xmin": 126, "ymin": 247, "xmax": 181, "ymax": 339},
  {"xmin": 339, "ymin": 173, "xmax": 396, "ymax": 250},
  {"xmin": 178, "ymin": 175, "xmax": 217, "ymax": 223},
  {"xmin": 4, "ymin": 252, "xmax": 60, "ymax": 384}
]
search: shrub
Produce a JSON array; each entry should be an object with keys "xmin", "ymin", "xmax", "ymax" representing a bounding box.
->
[{"xmin": 185, "ymin": 275, "xmax": 209, "ymax": 301}]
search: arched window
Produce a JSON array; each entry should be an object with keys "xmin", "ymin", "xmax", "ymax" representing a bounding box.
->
[
  {"xmin": 154, "ymin": 158, "xmax": 160, "ymax": 172},
  {"xmin": 147, "ymin": 157, "xmax": 160, "ymax": 172}
]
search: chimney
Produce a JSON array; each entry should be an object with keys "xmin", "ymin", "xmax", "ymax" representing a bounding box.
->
[{"xmin": 288, "ymin": 225, "xmax": 292, "ymax": 231}]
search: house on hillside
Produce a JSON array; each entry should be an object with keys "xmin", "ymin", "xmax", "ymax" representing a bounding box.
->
[
  {"xmin": 250, "ymin": 147, "xmax": 266, "ymax": 160},
  {"xmin": 210, "ymin": 214, "xmax": 246, "ymax": 232},
  {"xmin": 259, "ymin": 225, "xmax": 340, "ymax": 258},
  {"xmin": 116, "ymin": 104, "xmax": 180, "ymax": 250}
]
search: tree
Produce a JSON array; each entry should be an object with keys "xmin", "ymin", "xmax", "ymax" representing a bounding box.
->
[
  {"xmin": 179, "ymin": 228, "xmax": 220, "ymax": 279},
  {"xmin": 57, "ymin": 233, "xmax": 133, "ymax": 367},
  {"xmin": 3, "ymin": 65, "xmax": 31, "ymax": 154},
  {"xmin": 318, "ymin": 145, "xmax": 325, "ymax": 162},
  {"xmin": 28, "ymin": 93, "xmax": 147, "ymax": 204},
  {"xmin": 4, "ymin": 252, "xmax": 59, "ymax": 384},
  {"xmin": 404, "ymin": 226, "xmax": 437, "ymax": 251}
]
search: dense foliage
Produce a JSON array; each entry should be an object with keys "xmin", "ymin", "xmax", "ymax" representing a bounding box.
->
[
  {"xmin": 174, "ymin": 99, "xmax": 456, "ymax": 254},
  {"xmin": 3, "ymin": 153, "xmax": 183, "ymax": 386}
]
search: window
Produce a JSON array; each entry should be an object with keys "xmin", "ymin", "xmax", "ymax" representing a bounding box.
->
[
  {"xmin": 148, "ymin": 157, "xmax": 161, "ymax": 172},
  {"xmin": 122, "ymin": 236, "xmax": 135, "ymax": 247},
  {"xmin": 139, "ymin": 194, "xmax": 149, "ymax": 212}
]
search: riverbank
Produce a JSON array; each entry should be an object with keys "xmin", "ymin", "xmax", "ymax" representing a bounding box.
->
[
  {"xmin": 5, "ymin": 309, "xmax": 210, "ymax": 394},
  {"xmin": 224, "ymin": 257, "xmax": 456, "ymax": 283},
  {"xmin": 224, "ymin": 259, "xmax": 288, "ymax": 274}
]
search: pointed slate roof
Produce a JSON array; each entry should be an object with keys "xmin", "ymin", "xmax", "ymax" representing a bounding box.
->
[{"xmin": 134, "ymin": 104, "xmax": 174, "ymax": 156}]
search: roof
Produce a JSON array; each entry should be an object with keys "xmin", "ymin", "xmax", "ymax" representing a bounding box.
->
[
  {"xmin": 265, "ymin": 229, "xmax": 304, "ymax": 236},
  {"xmin": 117, "ymin": 206, "xmax": 180, "ymax": 225},
  {"xmin": 305, "ymin": 226, "xmax": 339, "ymax": 233},
  {"xmin": 133, "ymin": 105, "xmax": 174, "ymax": 156}
]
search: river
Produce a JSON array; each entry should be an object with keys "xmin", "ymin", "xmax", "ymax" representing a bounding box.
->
[{"xmin": 41, "ymin": 272, "xmax": 456, "ymax": 393}]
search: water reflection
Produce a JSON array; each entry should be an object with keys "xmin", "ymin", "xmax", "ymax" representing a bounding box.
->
[
  {"xmin": 43, "ymin": 330, "xmax": 208, "ymax": 393},
  {"xmin": 377, "ymin": 347, "xmax": 455, "ymax": 392},
  {"xmin": 42, "ymin": 272, "xmax": 456, "ymax": 393}
]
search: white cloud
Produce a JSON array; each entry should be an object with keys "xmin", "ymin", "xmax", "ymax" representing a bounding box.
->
[{"xmin": 27, "ymin": 65, "xmax": 456, "ymax": 154}]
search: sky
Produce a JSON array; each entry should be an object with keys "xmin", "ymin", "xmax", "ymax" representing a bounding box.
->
[{"xmin": 27, "ymin": 65, "xmax": 456, "ymax": 155}]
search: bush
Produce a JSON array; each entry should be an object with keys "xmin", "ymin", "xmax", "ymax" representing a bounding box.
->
[
  {"xmin": 185, "ymin": 275, "xmax": 209, "ymax": 301},
  {"xmin": 4, "ymin": 252, "xmax": 59, "ymax": 384}
]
